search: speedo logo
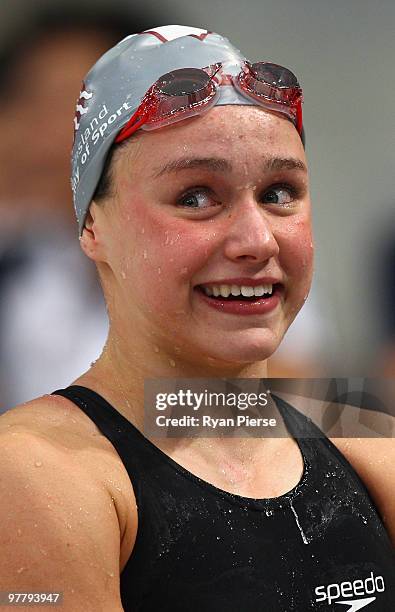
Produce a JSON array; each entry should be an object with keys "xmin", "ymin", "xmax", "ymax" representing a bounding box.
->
[{"xmin": 314, "ymin": 571, "xmax": 385, "ymax": 610}]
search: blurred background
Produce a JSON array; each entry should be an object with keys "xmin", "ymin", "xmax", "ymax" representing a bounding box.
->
[{"xmin": 0, "ymin": 0, "xmax": 394, "ymax": 412}]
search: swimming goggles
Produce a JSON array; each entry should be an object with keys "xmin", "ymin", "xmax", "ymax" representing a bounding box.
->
[{"xmin": 115, "ymin": 61, "xmax": 303, "ymax": 143}]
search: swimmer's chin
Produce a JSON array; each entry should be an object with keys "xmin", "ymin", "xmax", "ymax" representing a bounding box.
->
[{"xmin": 201, "ymin": 341, "xmax": 281, "ymax": 368}]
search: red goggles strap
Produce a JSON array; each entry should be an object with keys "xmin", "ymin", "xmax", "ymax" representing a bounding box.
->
[{"xmin": 115, "ymin": 98, "xmax": 156, "ymax": 143}]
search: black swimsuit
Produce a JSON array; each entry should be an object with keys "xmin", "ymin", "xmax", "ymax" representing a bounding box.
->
[{"xmin": 52, "ymin": 385, "xmax": 395, "ymax": 611}]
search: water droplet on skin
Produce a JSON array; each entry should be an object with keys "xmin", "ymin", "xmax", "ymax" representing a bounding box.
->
[
  {"xmin": 141, "ymin": 227, "xmax": 145, "ymax": 234},
  {"xmin": 181, "ymin": 267, "xmax": 188, "ymax": 274},
  {"xmin": 17, "ymin": 528, "xmax": 22, "ymax": 536},
  {"xmin": 121, "ymin": 271, "xmax": 127, "ymax": 279},
  {"xmin": 157, "ymin": 267, "xmax": 161, "ymax": 274},
  {"xmin": 143, "ymin": 250, "xmax": 148, "ymax": 259},
  {"xmin": 34, "ymin": 461, "xmax": 42, "ymax": 467},
  {"xmin": 17, "ymin": 567, "xmax": 27, "ymax": 574},
  {"xmin": 169, "ymin": 359, "xmax": 176, "ymax": 368},
  {"xmin": 154, "ymin": 346, "xmax": 160, "ymax": 353}
]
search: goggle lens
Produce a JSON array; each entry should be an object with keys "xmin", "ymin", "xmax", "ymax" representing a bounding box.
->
[
  {"xmin": 157, "ymin": 67, "xmax": 212, "ymax": 99},
  {"xmin": 250, "ymin": 62, "xmax": 299, "ymax": 88},
  {"xmin": 149, "ymin": 67, "xmax": 218, "ymax": 122},
  {"xmin": 239, "ymin": 61, "xmax": 302, "ymax": 105}
]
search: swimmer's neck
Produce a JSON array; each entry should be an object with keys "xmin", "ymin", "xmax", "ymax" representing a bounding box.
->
[
  {"xmin": 71, "ymin": 333, "xmax": 282, "ymax": 461},
  {"xmin": 75, "ymin": 332, "xmax": 271, "ymax": 416}
]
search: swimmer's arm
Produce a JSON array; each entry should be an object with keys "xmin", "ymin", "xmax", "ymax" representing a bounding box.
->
[{"xmin": 0, "ymin": 429, "xmax": 125, "ymax": 612}]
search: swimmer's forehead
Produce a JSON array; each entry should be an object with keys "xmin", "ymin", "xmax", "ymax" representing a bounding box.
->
[{"xmin": 126, "ymin": 107, "xmax": 307, "ymax": 179}]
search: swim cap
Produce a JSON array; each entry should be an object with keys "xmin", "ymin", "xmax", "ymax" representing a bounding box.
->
[{"xmin": 71, "ymin": 25, "xmax": 303, "ymax": 235}]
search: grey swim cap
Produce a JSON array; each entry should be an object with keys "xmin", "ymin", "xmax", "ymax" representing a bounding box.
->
[{"xmin": 71, "ymin": 25, "xmax": 303, "ymax": 235}]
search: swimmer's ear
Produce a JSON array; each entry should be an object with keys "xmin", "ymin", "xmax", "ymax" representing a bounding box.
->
[{"xmin": 79, "ymin": 201, "xmax": 107, "ymax": 263}]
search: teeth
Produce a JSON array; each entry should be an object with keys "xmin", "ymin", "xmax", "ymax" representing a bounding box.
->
[
  {"xmin": 202, "ymin": 283, "xmax": 274, "ymax": 298},
  {"xmin": 241, "ymin": 286, "xmax": 254, "ymax": 297},
  {"xmin": 220, "ymin": 284, "xmax": 231, "ymax": 297}
]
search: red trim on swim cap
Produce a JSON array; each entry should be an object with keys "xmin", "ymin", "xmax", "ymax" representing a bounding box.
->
[
  {"xmin": 139, "ymin": 30, "xmax": 168, "ymax": 42},
  {"xmin": 138, "ymin": 29, "xmax": 211, "ymax": 43},
  {"xmin": 188, "ymin": 31, "xmax": 211, "ymax": 41}
]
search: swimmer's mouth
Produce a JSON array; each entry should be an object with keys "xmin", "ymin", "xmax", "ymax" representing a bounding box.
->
[{"xmin": 195, "ymin": 282, "xmax": 284, "ymax": 301}]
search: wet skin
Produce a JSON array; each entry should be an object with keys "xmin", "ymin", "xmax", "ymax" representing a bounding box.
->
[
  {"xmin": 81, "ymin": 105, "xmax": 314, "ymax": 382},
  {"xmin": 1, "ymin": 96, "xmax": 394, "ymax": 612},
  {"xmin": 74, "ymin": 105, "xmax": 315, "ymax": 534}
]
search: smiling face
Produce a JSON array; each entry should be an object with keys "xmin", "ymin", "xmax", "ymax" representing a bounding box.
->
[{"xmin": 83, "ymin": 105, "xmax": 314, "ymax": 371}]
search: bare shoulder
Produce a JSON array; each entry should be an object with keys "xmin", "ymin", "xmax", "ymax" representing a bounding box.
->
[
  {"xmin": 0, "ymin": 396, "xmax": 138, "ymax": 612},
  {"xmin": 0, "ymin": 394, "xmax": 127, "ymax": 501},
  {"xmin": 1, "ymin": 394, "xmax": 133, "ymax": 490},
  {"xmin": 0, "ymin": 393, "xmax": 109, "ymax": 442}
]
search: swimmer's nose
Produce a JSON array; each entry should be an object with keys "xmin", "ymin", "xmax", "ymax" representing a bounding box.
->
[{"xmin": 222, "ymin": 207, "xmax": 280, "ymax": 264}]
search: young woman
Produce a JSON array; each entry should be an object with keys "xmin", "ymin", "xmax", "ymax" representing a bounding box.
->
[{"xmin": 1, "ymin": 26, "xmax": 394, "ymax": 612}]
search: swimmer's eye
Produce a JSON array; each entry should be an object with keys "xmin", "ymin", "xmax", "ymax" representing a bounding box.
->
[
  {"xmin": 177, "ymin": 188, "xmax": 220, "ymax": 210},
  {"xmin": 262, "ymin": 184, "xmax": 298, "ymax": 206},
  {"xmin": 176, "ymin": 184, "xmax": 300, "ymax": 211}
]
